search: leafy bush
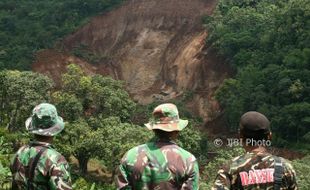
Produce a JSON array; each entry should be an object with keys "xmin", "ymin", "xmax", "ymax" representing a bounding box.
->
[
  {"xmin": 72, "ymin": 177, "xmax": 116, "ymax": 190},
  {"xmin": 200, "ymin": 146, "xmax": 244, "ymax": 189},
  {"xmin": 0, "ymin": 134, "xmax": 13, "ymax": 189},
  {"xmin": 292, "ymin": 156, "xmax": 310, "ymax": 189}
]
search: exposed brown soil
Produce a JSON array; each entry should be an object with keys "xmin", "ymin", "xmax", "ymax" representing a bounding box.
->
[
  {"xmin": 33, "ymin": 50, "xmax": 96, "ymax": 85},
  {"xmin": 33, "ymin": 0, "xmax": 231, "ymax": 122}
]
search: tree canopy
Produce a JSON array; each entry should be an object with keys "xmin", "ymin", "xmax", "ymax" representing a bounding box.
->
[
  {"xmin": 0, "ymin": 0, "xmax": 125, "ymax": 70},
  {"xmin": 0, "ymin": 70, "xmax": 53, "ymax": 131},
  {"xmin": 206, "ymin": 0, "xmax": 310, "ymax": 147}
]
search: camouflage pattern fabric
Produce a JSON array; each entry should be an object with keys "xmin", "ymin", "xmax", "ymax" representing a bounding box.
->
[
  {"xmin": 212, "ymin": 152, "xmax": 297, "ymax": 190},
  {"xmin": 10, "ymin": 141, "xmax": 72, "ymax": 190},
  {"xmin": 145, "ymin": 103, "xmax": 188, "ymax": 132},
  {"xmin": 26, "ymin": 103, "xmax": 64, "ymax": 137},
  {"xmin": 116, "ymin": 139, "xmax": 199, "ymax": 190}
]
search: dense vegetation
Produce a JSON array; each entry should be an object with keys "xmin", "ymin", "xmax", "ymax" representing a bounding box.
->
[
  {"xmin": 0, "ymin": 0, "xmax": 124, "ymax": 70},
  {"xmin": 0, "ymin": 65, "xmax": 208, "ymax": 189},
  {"xmin": 206, "ymin": 0, "xmax": 310, "ymax": 149}
]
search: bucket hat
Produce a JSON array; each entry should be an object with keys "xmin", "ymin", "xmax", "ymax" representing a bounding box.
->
[
  {"xmin": 145, "ymin": 103, "xmax": 188, "ymax": 132},
  {"xmin": 25, "ymin": 103, "xmax": 64, "ymax": 136}
]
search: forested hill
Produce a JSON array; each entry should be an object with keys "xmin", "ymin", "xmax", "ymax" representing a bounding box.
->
[
  {"xmin": 205, "ymin": 0, "xmax": 310, "ymax": 148},
  {"xmin": 0, "ymin": 0, "xmax": 124, "ymax": 70}
]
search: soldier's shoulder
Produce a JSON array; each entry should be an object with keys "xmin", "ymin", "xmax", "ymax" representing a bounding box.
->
[
  {"xmin": 42, "ymin": 147, "xmax": 68, "ymax": 164},
  {"xmin": 128, "ymin": 143, "xmax": 146, "ymax": 153},
  {"xmin": 16, "ymin": 144, "xmax": 32, "ymax": 153},
  {"xmin": 12, "ymin": 145, "xmax": 29, "ymax": 163},
  {"xmin": 120, "ymin": 143, "xmax": 147, "ymax": 165},
  {"xmin": 275, "ymin": 156, "xmax": 295, "ymax": 171},
  {"xmin": 173, "ymin": 145, "xmax": 197, "ymax": 161},
  {"xmin": 229, "ymin": 154, "xmax": 246, "ymax": 166},
  {"xmin": 278, "ymin": 156, "xmax": 291, "ymax": 164},
  {"xmin": 223, "ymin": 153, "xmax": 251, "ymax": 172},
  {"xmin": 123, "ymin": 144, "xmax": 146, "ymax": 158}
]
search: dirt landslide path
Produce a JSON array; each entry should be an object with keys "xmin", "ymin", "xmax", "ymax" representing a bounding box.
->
[{"xmin": 33, "ymin": 0, "xmax": 233, "ymax": 122}]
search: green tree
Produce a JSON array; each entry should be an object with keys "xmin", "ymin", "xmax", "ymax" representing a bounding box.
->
[
  {"xmin": 53, "ymin": 64, "xmax": 138, "ymax": 176},
  {"xmin": 52, "ymin": 92, "xmax": 83, "ymax": 122},
  {"xmin": 56, "ymin": 119, "xmax": 99, "ymax": 174},
  {"xmin": 0, "ymin": 70, "xmax": 53, "ymax": 131},
  {"xmin": 55, "ymin": 117, "xmax": 151, "ymax": 177},
  {"xmin": 91, "ymin": 117, "xmax": 151, "ymax": 182},
  {"xmin": 58, "ymin": 64, "xmax": 136, "ymax": 122}
]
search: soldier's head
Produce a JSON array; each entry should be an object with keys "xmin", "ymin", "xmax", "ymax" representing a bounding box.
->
[
  {"xmin": 239, "ymin": 111, "xmax": 271, "ymax": 144},
  {"xmin": 25, "ymin": 103, "xmax": 64, "ymax": 141},
  {"xmin": 145, "ymin": 103, "xmax": 188, "ymax": 140}
]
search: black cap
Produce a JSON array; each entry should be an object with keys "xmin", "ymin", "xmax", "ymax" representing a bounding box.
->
[{"xmin": 240, "ymin": 111, "xmax": 270, "ymax": 133}]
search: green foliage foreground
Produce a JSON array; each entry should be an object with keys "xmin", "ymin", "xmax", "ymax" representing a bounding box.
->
[
  {"xmin": 0, "ymin": 66, "xmax": 309, "ymax": 188},
  {"xmin": 0, "ymin": 64, "xmax": 207, "ymax": 189}
]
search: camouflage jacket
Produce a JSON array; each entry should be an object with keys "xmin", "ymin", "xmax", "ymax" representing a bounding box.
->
[
  {"xmin": 10, "ymin": 141, "xmax": 72, "ymax": 190},
  {"xmin": 212, "ymin": 151, "xmax": 297, "ymax": 190},
  {"xmin": 116, "ymin": 139, "xmax": 199, "ymax": 190}
]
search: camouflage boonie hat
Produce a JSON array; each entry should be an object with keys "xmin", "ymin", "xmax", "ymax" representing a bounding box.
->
[
  {"xmin": 144, "ymin": 103, "xmax": 188, "ymax": 132},
  {"xmin": 25, "ymin": 103, "xmax": 64, "ymax": 136}
]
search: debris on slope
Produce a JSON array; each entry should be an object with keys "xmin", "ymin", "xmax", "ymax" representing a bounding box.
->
[{"xmin": 33, "ymin": 0, "xmax": 232, "ymax": 121}]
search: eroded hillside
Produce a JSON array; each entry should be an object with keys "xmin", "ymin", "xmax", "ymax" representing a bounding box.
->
[{"xmin": 33, "ymin": 0, "xmax": 232, "ymax": 121}]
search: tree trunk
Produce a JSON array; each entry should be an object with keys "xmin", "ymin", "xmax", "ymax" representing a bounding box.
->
[
  {"xmin": 78, "ymin": 156, "xmax": 89, "ymax": 174},
  {"xmin": 8, "ymin": 111, "xmax": 16, "ymax": 132},
  {"xmin": 110, "ymin": 168, "xmax": 116, "ymax": 184},
  {"xmin": 8, "ymin": 98, "xmax": 21, "ymax": 132}
]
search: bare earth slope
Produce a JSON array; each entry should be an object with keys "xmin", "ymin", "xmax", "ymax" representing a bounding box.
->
[{"xmin": 33, "ymin": 0, "xmax": 232, "ymax": 121}]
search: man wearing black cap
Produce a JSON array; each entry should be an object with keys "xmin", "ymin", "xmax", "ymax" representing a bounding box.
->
[{"xmin": 212, "ymin": 111, "xmax": 297, "ymax": 190}]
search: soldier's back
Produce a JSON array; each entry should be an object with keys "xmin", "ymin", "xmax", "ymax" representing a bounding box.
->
[
  {"xmin": 10, "ymin": 141, "xmax": 71, "ymax": 190},
  {"xmin": 213, "ymin": 152, "xmax": 297, "ymax": 190},
  {"xmin": 117, "ymin": 140, "xmax": 199, "ymax": 190}
]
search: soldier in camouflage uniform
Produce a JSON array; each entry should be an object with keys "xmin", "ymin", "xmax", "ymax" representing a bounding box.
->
[
  {"xmin": 212, "ymin": 111, "xmax": 297, "ymax": 190},
  {"xmin": 116, "ymin": 103, "xmax": 199, "ymax": 190},
  {"xmin": 10, "ymin": 103, "xmax": 72, "ymax": 190}
]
